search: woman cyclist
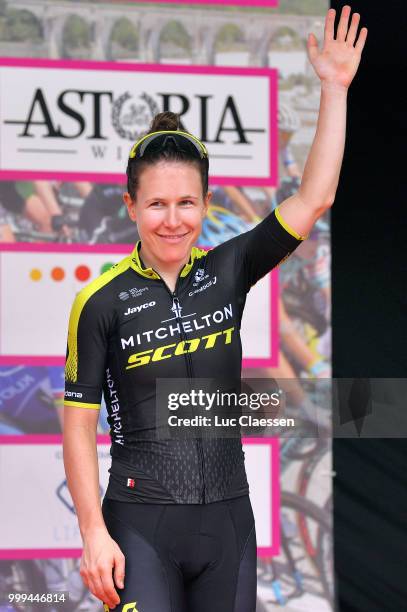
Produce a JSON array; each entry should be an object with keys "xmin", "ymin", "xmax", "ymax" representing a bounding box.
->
[{"xmin": 63, "ymin": 7, "xmax": 367, "ymax": 611}]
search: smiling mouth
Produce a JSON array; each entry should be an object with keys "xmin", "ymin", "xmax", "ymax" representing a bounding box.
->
[{"xmin": 157, "ymin": 232, "xmax": 189, "ymax": 239}]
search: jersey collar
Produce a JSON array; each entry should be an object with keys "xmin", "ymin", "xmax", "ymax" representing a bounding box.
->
[{"xmin": 129, "ymin": 240, "xmax": 207, "ymax": 280}]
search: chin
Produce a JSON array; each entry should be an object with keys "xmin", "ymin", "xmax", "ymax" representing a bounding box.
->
[{"xmin": 164, "ymin": 242, "xmax": 193, "ymax": 257}]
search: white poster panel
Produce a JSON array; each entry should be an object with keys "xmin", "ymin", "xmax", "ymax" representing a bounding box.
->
[
  {"xmin": 0, "ymin": 59, "xmax": 276, "ymax": 185},
  {"xmin": 0, "ymin": 440, "xmax": 278, "ymax": 556}
]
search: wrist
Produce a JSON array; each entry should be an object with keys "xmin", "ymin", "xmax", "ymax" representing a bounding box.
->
[
  {"xmin": 80, "ymin": 521, "xmax": 108, "ymax": 541},
  {"xmin": 320, "ymin": 80, "xmax": 349, "ymax": 95}
]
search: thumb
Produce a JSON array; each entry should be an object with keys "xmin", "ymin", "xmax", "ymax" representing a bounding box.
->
[
  {"xmin": 113, "ymin": 553, "xmax": 125, "ymax": 589},
  {"xmin": 307, "ymin": 33, "xmax": 319, "ymax": 63}
]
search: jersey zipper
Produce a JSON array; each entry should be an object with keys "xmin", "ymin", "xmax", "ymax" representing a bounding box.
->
[{"xmin": 153, "ymin": 270, "xmax": 206, "ymax": 504}]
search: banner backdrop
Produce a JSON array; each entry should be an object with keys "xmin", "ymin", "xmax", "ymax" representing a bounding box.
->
[
  {"xmin": 0, "ymin": 1, "xmax": 332, "ymax": 611},
  {"xmin": 0, "ymin": 59, "xmax": 277, "ymax": 185}
]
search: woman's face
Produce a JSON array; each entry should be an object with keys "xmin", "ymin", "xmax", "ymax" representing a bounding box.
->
[{"xmin": 124, "ymin": 161, "xmax": 211, "ymax": 266}]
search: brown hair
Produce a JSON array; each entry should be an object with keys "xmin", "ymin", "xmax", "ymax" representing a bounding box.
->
[{"xmin": 126, "ymin": 112, "xmax": 209, "ymax": 200}]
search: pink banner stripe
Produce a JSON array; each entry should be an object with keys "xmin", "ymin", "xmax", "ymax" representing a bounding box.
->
[
  {"xmin": 0, "ymin": 171, "xmax": 277, "ymax": 187},
  {"xmin": 0, "ymin": 434, "xmax": 111, "ymax": 444},
  {"xmin": 0, "ymin": 435, "xmax": 63, "ymax": 444},
  {"xmin": 0, "ymin": 243, "xmax": 133, "ymax": 253},
  {"xmin": 0, "ymin": 356, "xmax": 64, "ymax": 366},
  {"xmin": 269, "ymin": 75, "xmax": 278, "ymax": 184},
  {"xmin": 101, "ymin": 0, "xmax": 278, "ymax": 6},
  {"xmin": 0, "ymin": 57, "xmax": 276, "ymax": 76},
  {"xmin": 150, "ymin": 0, "xmax": 276, "ymax": 4},
  {"xmin": 0, "ymin": 549, "xmax": 82, "ymax": 559}
]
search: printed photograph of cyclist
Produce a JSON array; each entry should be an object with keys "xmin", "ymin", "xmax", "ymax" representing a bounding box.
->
[
  {"xmin": 0, "ymin": 366, "xmax": 111, "ymax": 436},
  {"xmin": 0, "ymin": 181, "xmax": 135, "ymax": 244}
]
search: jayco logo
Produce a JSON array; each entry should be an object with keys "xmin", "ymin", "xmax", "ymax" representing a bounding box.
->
[{"xmin": 124, "ymin": 301, "xmax": 156, "ymax": 316}]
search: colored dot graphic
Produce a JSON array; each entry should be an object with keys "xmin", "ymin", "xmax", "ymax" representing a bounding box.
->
[
  {"xmin": 101, "ymin": 262, "xmax": 115, "ymax": 273},
  {"xmin": 29, "ymin": 262, "xmax": 116, "ymax": 282},
  {"xmin": 75, "ymin": 265, "xmax": 91, "ymax": 282},
  {"xmin": 30, "ymin": 268, "xmax": 42, "ymax": 281},
  {"xmin": 51, "ymin": 267, "xmax": 65, "ymax": 281}
]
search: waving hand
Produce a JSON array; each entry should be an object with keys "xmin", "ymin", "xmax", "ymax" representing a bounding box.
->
[{"xmin": 307, "ymin": 5, "xmax": 368, "ymax": 89}]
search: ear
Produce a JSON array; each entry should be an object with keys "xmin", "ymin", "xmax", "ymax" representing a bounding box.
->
[
  {"xmin": 123, "ymin": 192, "xmax": 137, "ymax": 222},
  {"xmin": 203, "ymin": 190, "xmax": 212, "ymax": 217}
]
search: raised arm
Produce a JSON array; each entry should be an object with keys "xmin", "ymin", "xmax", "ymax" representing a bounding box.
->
[{"xmin": 277, "ymin": 5, "xmax": 368, "ymax": 237}]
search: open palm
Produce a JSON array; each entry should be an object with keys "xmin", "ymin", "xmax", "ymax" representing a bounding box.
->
[{"xmin": 307, "ymin": 5, "xmax": 368, "ymax": 89}]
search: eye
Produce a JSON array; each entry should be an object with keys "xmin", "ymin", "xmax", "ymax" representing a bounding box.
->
[
  {"xmin": 180, "ymin": 200, "xmax": 194, "ymax": 206},
  {"xmin": 150, "ymin": 201, "xmax": 163, "ymax": 207}
]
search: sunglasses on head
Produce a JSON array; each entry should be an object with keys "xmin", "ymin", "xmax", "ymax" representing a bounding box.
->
[{"xmin": 128, "ymin": 130, "xmax": 209, "ymax": 161}]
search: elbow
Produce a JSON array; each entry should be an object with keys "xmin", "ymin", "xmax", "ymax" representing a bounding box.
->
[
  {"xmin": 323, "ymin": 195, "xmax": 336, "ymax": 208},
  {"xmin": 313, "ymin": 197, "xmax": 335, "ymax": 216},
  {"xmin": 298, "ymin": 188, "xmax": 335, "ymax": 212},
  {"xmin": 315, "ymin": 191, "xmax": 336, "ymax": 209}
]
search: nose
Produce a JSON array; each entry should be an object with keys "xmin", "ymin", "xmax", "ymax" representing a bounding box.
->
[{"xmin": 163, "ymin": 204, "xmax": 181, "ymax": 229}]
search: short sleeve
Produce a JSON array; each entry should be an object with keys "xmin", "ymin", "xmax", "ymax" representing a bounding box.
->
[
  {"xmin": 234, "ymin": 206, "xmax": 307, "ymax": 293},
  {"xmin": 64, "ymin": 288, "xmax": 109, "ymax": 410}
]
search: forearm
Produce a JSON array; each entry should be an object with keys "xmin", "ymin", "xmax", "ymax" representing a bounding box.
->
[
  {"xmin": 63, "ymin": 420, "xmax": 106, "ymax": 540},
  {"xmin": 299, "ymin": 81, "xmax": 348, "ymax": 210},
  {"xmin": 34, "ymin": 181, "xmax": 62, "ymax": 215}
]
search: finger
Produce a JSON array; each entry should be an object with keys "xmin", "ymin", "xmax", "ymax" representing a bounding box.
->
[
  {"xmin": 346, "ymin": 12, "xmax": 360, "ymax": 46},
  {"xmin": 100, "ymin": 571, "xmax": 121, "ymax": 608},
  {"xmin": 113, "ymin": 553, "xmax": 126, "ymax": 590},
  {"xmin": 355, "ymin": 27, "xmax": 368, "ymax": 53},
  {"xmin": 307, "ymin": 32, "xmax": 319, "ymax": 63},
  {"xmin": 87, "ymin": 575, "xmax": 104, "ymax": 604},
  {"xmin": 90, "ymin": 572, "xmax": 115, "ymax": 608},
  {"xmin": 336, "ymin": 5, "xmax": 351, "ymax": 42},
  {"xmin": 324, "ymin": 8, "xmax": 335, "ymax": 43}
]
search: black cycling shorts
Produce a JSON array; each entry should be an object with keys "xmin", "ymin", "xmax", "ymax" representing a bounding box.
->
[{"xmin": 101, "ymin": 494, "xmax": 257, "ymax": 612}]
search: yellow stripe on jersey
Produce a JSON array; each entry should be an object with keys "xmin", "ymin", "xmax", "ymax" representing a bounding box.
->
[
  {"xmin": 130, "ymin": 241, "xmax": 208, "ymax": 280},
  {"xmin": 275, "ymin": 206, "xmax": 308, "ymax": 241},
  {"xmin": 180, "ymin": 246, "xmax": 207, "ymax": 277},
  {"xmin": 65, "ymin": 255, "xmax": 132, "ymax": 384},
  {"xmin": 64, "ymin": 401, "xmax": 101, "ymax": 409}
]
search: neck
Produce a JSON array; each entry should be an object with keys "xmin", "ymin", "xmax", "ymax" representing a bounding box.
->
[{"xmin": 139, "ymin": 244, "xmax": 189, "ymax": 278}]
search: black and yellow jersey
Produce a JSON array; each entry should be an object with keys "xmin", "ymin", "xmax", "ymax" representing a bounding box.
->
[{"xmin": 64, "ymin": 207, "xmax": 306, "ymax": 504}]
